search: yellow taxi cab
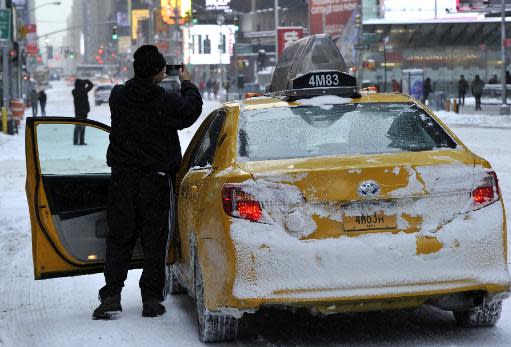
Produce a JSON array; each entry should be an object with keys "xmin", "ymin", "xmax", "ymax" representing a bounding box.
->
[{"xmin": 25, "ymin": 35, "xmax": 510, "ymax": 342}]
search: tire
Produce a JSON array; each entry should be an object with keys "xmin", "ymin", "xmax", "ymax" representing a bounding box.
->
[
  {"xmin": 166, "ymin": 264, "xmax": 186, "ymax": 295},
  {"xmin": 453, "ymin": 298, "xmax": 503, "ymax": 327},
  {"xmin": 195, "ymin": 256, "xmax": 239, "ymax": 342}
]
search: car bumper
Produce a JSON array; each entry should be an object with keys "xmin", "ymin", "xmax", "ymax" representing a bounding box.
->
[{"xmin": 214, "ymin": 202, "xmax": 510, "ymax": 313}]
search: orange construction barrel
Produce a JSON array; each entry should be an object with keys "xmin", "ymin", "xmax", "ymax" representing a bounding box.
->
[{"xmin": 10, "ymin": 98, "xmax": 25, "ymax": 125}]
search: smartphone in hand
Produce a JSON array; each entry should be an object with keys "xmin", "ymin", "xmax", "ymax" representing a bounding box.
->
[{"xmin": 165, "ymin": 64, "xmax": 184, "ymax": 76}]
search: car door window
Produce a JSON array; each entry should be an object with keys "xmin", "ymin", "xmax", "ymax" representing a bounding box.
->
[
  {"xmin": 36, "ymin": 123, "xmax": 110, "ymax": 175},
  {"xmin": 189, "ymin": 110, "xmax": 226, "ymax": 170}
]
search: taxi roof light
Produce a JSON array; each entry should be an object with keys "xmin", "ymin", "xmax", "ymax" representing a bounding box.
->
[{"xmin": 267, "ymin": 34, "xmax": 360, "ymax": 101}]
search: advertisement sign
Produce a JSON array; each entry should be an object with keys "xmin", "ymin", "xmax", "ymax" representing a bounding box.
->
[
  {"xmin": 402, "ymin": 69, "xmax": 424, "ymax": 100},
  {"xmin": 381, "ymin": 0, "xmax": 458, "ymax": 20},
  {"xmin": 117, "ymin": 11, "xmax": 129, "ymax": 27},
  {"xmin": 24, "ymin": 24, "xmax": 37, "ymax": 56},
  {"xmin": 117, "ymin": 36, "xmax": 131, "ymax": 54},
  {"xmin": 205, "ymin": 0, "xmax": 232, "ymax": 12},
  {"xmin": 277, "ymin": 27, "xmax": 304, "ymax": 56},
  {"xmin": 309, "ymin": 0, "xmax": 358, "ymax": 38},
  {"xmin": 161, "ymin": 0, "xmax": 191, "ymax": 25},
  {"xmin": 131, "ymin": 9, "xmax": 149, "ymax": 40},
  {"xmin": 184, "ymin": 25, "xmax": 237, "ymax": 65}
]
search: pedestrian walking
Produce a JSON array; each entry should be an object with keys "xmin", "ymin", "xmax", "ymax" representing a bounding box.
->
[
  {"xmin": 72, "ymin": 79, "xmax": 94, "ymax": 145},
  {"xmin": 30, "ymin": 88, "xmax": 38, "ymax": 117},
  {"xmin": 38, "ymin": 90, "xmax": 47, "ymax": 117},
  {"xmin": 206, "ymin": 79, "xmax": 213, "ymax": 99},
  {"xmin": 457, "ymin": 75, "xmax": 469, "ymax": 106},
  {"xmin": 224, "ymin": 79, "xmax": 231, "ymax": 101},
  {"xmin": 92, "ymin": 45, "xmax": 202, "ymax": 320},
  {"xmin": 472, "ymin": 74, "xmax": 485, "ymax": 111},
  {"xmin": 422, "ymin": 77, "xmax": 433, "ymax": 104},
  {"xmin": 213, "ymin": 80, "xmax": 219, "ymax": 99},
  {"xmin": 198, "ymin": 80, "xmax": 205, "ymax": 96}
]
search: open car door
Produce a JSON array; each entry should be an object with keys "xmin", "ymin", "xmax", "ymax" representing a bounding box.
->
[{"xmin": 25, "ymin": 117, "xmax": 146, "ymax": 279}]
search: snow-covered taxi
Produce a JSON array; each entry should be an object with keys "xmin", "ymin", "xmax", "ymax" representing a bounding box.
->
[{"xmin": 25, "ymin": 35, "xmax": 510, "ymax": 342}]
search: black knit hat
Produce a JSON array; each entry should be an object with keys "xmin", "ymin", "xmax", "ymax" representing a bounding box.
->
[{"xmin": 133, "ymin": 45, "xmax": 166, "ymax": 80}]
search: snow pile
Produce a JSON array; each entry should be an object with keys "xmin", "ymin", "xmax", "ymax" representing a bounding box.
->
[
  {"xmin": 296, "ymin": 95, "xmax": 352, "ymax": 110},
  {"xmin": 436, "ymin": 110, "xmax": 511, "ymax": 129}
]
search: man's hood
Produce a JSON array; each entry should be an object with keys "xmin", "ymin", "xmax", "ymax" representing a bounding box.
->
[{"xmin": 124, "ymin": 77, "xmax": 163, "ymax": 103}]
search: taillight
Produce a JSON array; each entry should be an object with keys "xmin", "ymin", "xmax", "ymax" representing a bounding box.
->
[
  {"xmin": 470, "ymin": 171, "xmax": 500, "ymax": 210},
  {"xmin": 222, "ymin": 185, "xmax": 263, "ymax": 222}
]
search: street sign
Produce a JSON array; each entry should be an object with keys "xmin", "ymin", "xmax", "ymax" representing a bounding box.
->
[
  {"xmin": 0, "ymin": 9, "xmax": 11, "ymax": 41},
  {"xmin": 354, "ymin": 44, "xmax": 369, "ymax": 50}
]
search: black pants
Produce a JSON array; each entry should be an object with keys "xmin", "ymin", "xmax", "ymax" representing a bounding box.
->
[
  {"xmin": 73, "ymin": 114, "xmax": 87, "ymax": 144},
  {"xmin": 32, "ymin": 102, "xmax": 38, "ymax": 117},
  {"xmin": 99, "ymin": 168, "xmax": 174, "ymax": 302},
  {"xmin": 40, "ymin": 101, "xmax": 46, "ymax": 116},
  {"xmin": 458, "ymin": 92, "xmax": 466, "ymax": 106},
  {"xmin": 475, "ymin": 95, "xmax": 482, "ymax": 110}
]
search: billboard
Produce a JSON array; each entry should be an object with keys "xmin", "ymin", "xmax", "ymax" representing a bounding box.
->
[
  {"xmin": 309, "ymin": 0, "xmax": 358, "ymax": 38},
  {"xmin": 24, "ymin": 24, "xmax": 37, "ymax": 56},
  {"xmin": 161, "ymin": 0, "xmax": 191, "ymax": 25},
  {"xmin": 205, "ymin": 0, "xmax": 232, "ymax": 12},
  {"xmin": 184, "ymin": 25, "xmax": 237, "ymax": 65},
  {"xmin": 381, "ymin": 0, "xmax": 458, "ymax": 20},
  {"xmin": 277, "ymin": 27, "xmax": 304, "ymax": 56},
  {"xmin": 131, "ymin": 9, "xmax": 149, "ymax": 40}
]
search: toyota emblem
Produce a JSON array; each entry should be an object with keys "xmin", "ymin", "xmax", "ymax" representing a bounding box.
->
[{"xmin": 357, "ymin": 181, "xmax": 381, "ymax": 198}]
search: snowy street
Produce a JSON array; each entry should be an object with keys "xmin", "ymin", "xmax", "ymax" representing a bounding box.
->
[{"xmin": 2, "ymin": 81, "xmax": 511, "ymax": 346}]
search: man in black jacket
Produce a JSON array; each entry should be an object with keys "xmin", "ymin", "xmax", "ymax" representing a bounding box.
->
[
  {"xmin": 93, "ymin": 45, "xmax": 202, "ymax": 320},
  {"xmin": 72, "ymin": 79, "xmax": 94, "ymax": 145}
]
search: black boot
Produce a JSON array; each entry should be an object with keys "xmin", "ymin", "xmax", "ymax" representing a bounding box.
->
[
  {"xmin": 92, "ymin": 295, "xmax": 122, "ymax": 320},
  {"xmin": 142, "ymin": 300, "xmax": 166, "ymax": 317}
]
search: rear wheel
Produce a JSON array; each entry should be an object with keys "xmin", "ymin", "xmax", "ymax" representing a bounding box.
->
[
  {"xmin": 453, "ymin": 298, "xmax": 503, "ymax": 327},
  {"xmin": 195, "ymin": 256, "xmax": 239, "ymax": 342},
  {"xmin": 166, "ymin": 264, "xmax": 186, "ymax": 295}
]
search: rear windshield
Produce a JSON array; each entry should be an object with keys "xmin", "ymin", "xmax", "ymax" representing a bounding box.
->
[{"xmin": 237, "ymin": 102, "xmax": 457, "ymax": 161}]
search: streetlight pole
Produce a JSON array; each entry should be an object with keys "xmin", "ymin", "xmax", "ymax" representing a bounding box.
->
[
  {"xmin": 500, "ymin": 0, "xmax": 510, "ymax": 115},
  {"xmin": 26, "ymin": 1, "xmax": 61, "ymax": 14}
]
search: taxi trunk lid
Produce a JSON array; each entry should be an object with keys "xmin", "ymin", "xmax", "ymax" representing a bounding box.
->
[{"xmin": 237, "ymin": 149, "xmax": 479, "ymax": 239}]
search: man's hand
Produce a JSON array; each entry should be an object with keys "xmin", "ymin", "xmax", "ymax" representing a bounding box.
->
[{"xmin": 179, "ymin": 63, "xmax": 192, "ymax": 82}]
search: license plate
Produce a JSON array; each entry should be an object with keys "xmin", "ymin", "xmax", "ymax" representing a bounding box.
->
[{"xmin": 343, "ymin": 213, "xmax": 397, "ymax": 232}]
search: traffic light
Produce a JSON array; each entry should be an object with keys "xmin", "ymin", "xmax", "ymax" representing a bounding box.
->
[
  {"xmin": 112, "ymin": 25, "xmax": 118, "ymax": 40},
  {"xmin": 192, "ymin": 10, "xmax": 198, "ymax": 24},
  {"xmin": 10, "ymin": 42, "xmax": 18, "ymax": 63}
]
